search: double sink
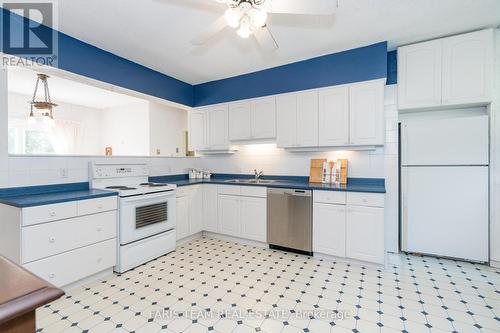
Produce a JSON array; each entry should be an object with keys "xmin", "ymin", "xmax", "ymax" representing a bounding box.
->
[{"xmin": 224, "ymin": 179, "xmax": 276, "ymax": 184}]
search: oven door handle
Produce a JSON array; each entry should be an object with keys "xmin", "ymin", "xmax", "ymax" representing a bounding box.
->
[{"xmin": 121, "ymin": 190, "xmax": 175, "ymax": 203}]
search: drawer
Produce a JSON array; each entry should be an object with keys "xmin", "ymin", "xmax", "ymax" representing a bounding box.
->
[
  {"xmin": 240, "ymin": 186, "xmax": 267, "ymax": 198},
  {"xmin": 176, "ymin": 186, "xmax": 191, "ymax": 198},
  {"xmin": 78, "ymin": 196, "xmax": 117, "ymax": 216},
  {"xmin": 347, "ymin": 192, "xmax": 385, "ymax": 208},
  {"xmin": 314, "ymin": 190, "xmax": 346, "ymax": 204},
  {"xmin": 22, "ymin": 201, "xmax": 77, "ymax": 226},
  {"xmin": 22, "ymin": 211, "xmax": 117, "ymax": 263},
  {"xmin": 23, "ymin": 238, "xmax": 116, "ymax": 288},
  {"xmin": 218, "ymin": 185, "xmax": 241, "ymax": 195}
]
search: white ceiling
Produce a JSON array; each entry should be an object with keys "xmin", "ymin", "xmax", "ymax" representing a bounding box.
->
[
  {"xmin": 49, "ymin": 0, "xmax": 500, "ymax": 84},
  {"xmin": 8, "ymin": 66, "xmax": 144, "ymax": 109}
]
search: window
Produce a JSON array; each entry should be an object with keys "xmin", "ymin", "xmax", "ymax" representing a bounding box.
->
[{"xmin": 24, "ymin": 130, "xmax": 55, "ymax": 154}]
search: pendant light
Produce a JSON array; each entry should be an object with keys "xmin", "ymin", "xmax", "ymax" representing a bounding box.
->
[{"xmin": 29, "ymin": 73, "xmax": 57, "ymax": 125}]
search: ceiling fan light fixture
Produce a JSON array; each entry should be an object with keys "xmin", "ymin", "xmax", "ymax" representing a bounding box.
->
[
  {"xmin": 237, "ymin": 19, "xmax": 252, "ymax": 38},
  {"xmin": 224, "ymin": 8, "xmax": 241, "ymax": 28},
  {"xmin": 250, "ymin": 8, "xmax": 267, "ymax": 28}
]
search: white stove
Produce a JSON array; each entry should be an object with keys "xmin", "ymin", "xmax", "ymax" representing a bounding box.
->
[{"xmin": 90, "ymin": 162, "xmax": 177, "ymax": 273}]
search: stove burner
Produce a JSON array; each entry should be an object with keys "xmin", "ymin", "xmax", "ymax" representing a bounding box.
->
[
  {"xmin": 140, "ymin": 182, "xmax": 168, "ymax": 187},
  {"xmin": 105, "ymin": 186, "xmax": 137, "ymax": 190}
]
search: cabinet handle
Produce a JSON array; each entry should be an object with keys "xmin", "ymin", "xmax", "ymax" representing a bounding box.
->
[
  {"xmin": 97, "ymin": 204, "xmax": 103, "ymax": 209},
  {"xmin": 49, "ymin": 273, "xmax": 55, "ymax": 279},
  {"xmin": 97, "ymin": 257, "xmax": 103, "ymax": 263},
  {"xmin": 49, "ymin": 211, "xmax": 56, "ymax": 217},
  {"xmin": 49, "ymin": 237, "xmax": 56, "ymax": 243},
  {"xmin": 362, "ymin": 198, "xmax": 368, "ymax": 203},
  {"xmin": 96, "ymin": 226, "xmax": 102, "ymax": 232}
]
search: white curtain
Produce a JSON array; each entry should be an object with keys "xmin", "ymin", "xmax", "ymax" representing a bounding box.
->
[{"xmin": 48, "ymin": 119, "xmax": 82, "ymax": 154}]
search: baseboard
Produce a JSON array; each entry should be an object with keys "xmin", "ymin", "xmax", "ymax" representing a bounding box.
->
[
  {"xmin": 62, "ymin": 268, "xmax": 114, "ymax": 292},
  {"xmin": 202, "ymin": 232, "xmax": 268, "ymax": 249},
  {"xmin": 313, "ymin": 252, "xmax": 385, "ymax": 269},
  {"xmin": 176, "ymin": 232, "xmax": 204, "ymax": 246}
]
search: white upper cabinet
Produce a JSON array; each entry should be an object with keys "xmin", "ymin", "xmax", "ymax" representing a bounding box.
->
[
  {"xmin": 206, "ymin": 105, "xmax": 229, "ymax": 150},
  {"xmin": 349, "ymin": 80, "xmax": 385, "ymax": 146},
  {"xmin": 276, "ymin": 91, "xmax": 318, "ymax": 148},
  {"xmin": 188, "ymin": 110, "xmax": 206, "ymax": 151},
  {"xmin": 442, "ymin": 29, "xmax": 494, "ymax": 106},
  {"xmin": 251, "ymin": 97, "xmax": 276, "ymax": 139},
  {"xmin": 296, "ymin": 91, "xmax": 319, "ymax": 147},
  {"xmin": 229, "ymin": 97, "xmax": 276, "ymax": 141},
  {"xmin": 276, "ymin": 94, "xmax": 297, "ymax": 148},
  {"xmin": 229, "ymin": 102, "xmax": 252, "ymax": 141},
  {"xmin": 398, "ymin": 39, "xmax": 442, "ymax": 109},
  {"xmin": 318, "ymin": 86, "xmax": 349, "ymax": 146},
  {"xmin": 398, "ymin": 29, "xmax": 494, "ymax": 110}
]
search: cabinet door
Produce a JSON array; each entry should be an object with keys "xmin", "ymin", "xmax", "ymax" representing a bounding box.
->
[
  {"xmin": 206, "ymin": 105, "xmax": 229, "ymax": 150},
  {"xmin": 203, "ymin": 184, "xmax": 218, "ymax": 233},
  {"xmin": 313, "ymin": 203, "xmax": 346, "ymax": 257},
  {"xmin": 349, "ymin": 80, "xmax": 384, "ymax": 146},
  {"xmin": 188, "ymin": 111, "xmax": 206, "ymax": 151},
  {"xmin": 229, "ymin": 102, "xmax": 252, "ymax": 141},
  {"xmin": 252, "ymin": 96, "xmax": 276, "ymax": 139},
  {"xmin": 189, "ymin": 186, "xmax": 203, "ymax": 235},
  {"xmin": 318, "ymin": 86, "xmax": 349, "ymax": 147},
  {"xmin": 346, "ymin": 206, "xmax": 384, "ymax": 264},
  {"xmin": 276, "ymin": 94, "xmax": 297, "ymax": 148},
  {"xmin": 442, "ymin": 29, "xmax": 494, "ymax": 106},
  {"xmin": 240, "ymin": 196, "xmax": 266, "ymax": 242},
  {"xmin": 296, "ymin": 91, "xmax": 319, "ymax": 147},
  {"xmin": 176, "ymin": 196, "xmax": 190, "ymax": 240},
  {"xmin": 218, "ymin": 195, "xmax": 241, "ymax": 237},
  {"xmin": 398, "ymin": 39, "xmax": 442, "ymax": 109}
]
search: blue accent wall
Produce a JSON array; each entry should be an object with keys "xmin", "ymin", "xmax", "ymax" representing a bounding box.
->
[
  {"xmin": 387, "ymin": 50, "xmax": 397, "ymax": 85},
  {"xmin": 0, "ymin": 8, "xmax": 194, "ymax": 106},
  {"xmin": 193, "ymin": 42, "xmax": 388, "ymax": 106}
]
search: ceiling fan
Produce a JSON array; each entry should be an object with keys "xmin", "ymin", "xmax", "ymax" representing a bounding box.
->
[{"xmin": 191, "ymin": 0, "xmax": 338, "ymax": 52}]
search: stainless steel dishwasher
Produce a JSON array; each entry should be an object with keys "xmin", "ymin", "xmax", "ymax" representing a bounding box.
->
[{"xmin": 267, "ymin": 188, "xmax": 312, "ymax": 255}]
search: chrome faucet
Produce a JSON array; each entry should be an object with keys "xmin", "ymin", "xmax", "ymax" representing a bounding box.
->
[{"xmin": 254, "ymin": 169, "xmax": 264, "ymax": 181}]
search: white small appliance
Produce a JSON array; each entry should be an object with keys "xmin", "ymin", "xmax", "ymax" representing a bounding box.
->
[
  {"xmin": 90, "ymin": 162, "xmax": 177, "ymax": 273},
  {"xmin": 401, "ymin": 114, "xmax": 489, "ymax": 262}
]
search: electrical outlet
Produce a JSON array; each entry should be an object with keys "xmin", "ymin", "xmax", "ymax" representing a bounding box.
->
[{"xmin": 60, "ymin": 168, "xmax": 68, "ymax": 178}]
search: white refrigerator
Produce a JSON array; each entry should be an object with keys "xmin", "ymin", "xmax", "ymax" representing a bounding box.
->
[{"xmin": 401, "ymin": 115, "xmax": 489, "ymax": 262}]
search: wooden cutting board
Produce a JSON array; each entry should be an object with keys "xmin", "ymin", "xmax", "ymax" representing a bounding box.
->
[{"xmin": 309, "ymin": 159, "xmax": 327, "ymax": 183}]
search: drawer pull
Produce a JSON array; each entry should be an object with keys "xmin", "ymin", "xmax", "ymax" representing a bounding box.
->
[
  {"xmin": 96, "ymin": 226, "xmax": 103, "ymax": 232},
  {"xmin": 362, "ymin": 198, "xmax": 368, "ymax": 203},
  {"xmin": 97, "ymin": 204, "xmax": 103, "ymax": 209},
  {"xmin": 49, "ymin": 211, "xmax": 57, "ymax": 217},
  {"xmin": 49, "ymin": 237, "xmax": 56, "ymax": 243},
  {"xmin": 97, "ymin": 257, "xmax": 103, "ymax": 263},
  {"xmin": 49, "ymin": 273, "xmax": 55, "ymax": 279}
]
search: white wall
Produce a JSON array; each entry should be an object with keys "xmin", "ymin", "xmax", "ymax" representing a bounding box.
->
[
  {"xmin": 149, "ymin": 101, "xmax": 187, "ymax": 157},
  {"xmin": 101, "ymin": 101, "xmax": 150, "ymax": 156},
  {"xmin": 0, "ymin": 68, "xmax": 8, "ymax": 184},
  {"xmin": 8, "ymin": 92, "xmax": 104, "ymax": 155}
]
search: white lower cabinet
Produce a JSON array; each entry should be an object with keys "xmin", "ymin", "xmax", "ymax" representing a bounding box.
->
[
  {"xmin": 218, "ymin": 194, "xmax": 241, "ymax": 237},
  {"xmin": 0, "ymin": 196, "xmax": 118, "ymax": 288},
  {"xmin": 313, "ymin": 190, "xmax": 384, "ymax": 264},
  {"xmin": 176, "ymin": 185, "xmax": 203, "ymax": 240},
  {"xmin": 346, "ymin": 205, "xmax": 384, "ymax": 264},
  {"xmin": 202, "ymin": 184, "xmax": 218, "ymax": 233},
  {"xmin": 240, "ymin": 196, "xmax": 267, "ymax": 242},
  {"xmin": 313, "ymin": 203, "xmax": 346, "ymax": 257}
]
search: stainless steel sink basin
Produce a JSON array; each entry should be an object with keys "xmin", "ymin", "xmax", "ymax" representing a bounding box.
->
[{"xmin": 224, "ymin": 179, "xmax": 276, "ymax": 184}]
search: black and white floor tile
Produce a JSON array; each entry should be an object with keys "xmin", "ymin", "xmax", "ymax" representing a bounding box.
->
[{"xmin": 36, "ymin": 237, "xmax": 500, "ymax": 333}]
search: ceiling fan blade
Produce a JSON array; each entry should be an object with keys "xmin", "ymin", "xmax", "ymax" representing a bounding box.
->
[
  {"xmin": 254, "ymin": 26, "xmax": 279, "ymax": 52},
  {"xmin": 265, "ymin": 0, "xmax": 338, "ymax": 15},
  {"xmin": 191, "ymin": 16, "xmax": 227, "ymax": 45}
]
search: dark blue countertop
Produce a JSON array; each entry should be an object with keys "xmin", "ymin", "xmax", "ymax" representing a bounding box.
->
[
  {"xmin": 150, "ymin": 174, "xmax": 386, "ymax": 194},
  {"xmin": 0, "ymin": 183, "xmax": 117, "ymax": 208}
]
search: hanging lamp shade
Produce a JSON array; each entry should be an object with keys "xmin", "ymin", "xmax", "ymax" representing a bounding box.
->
[{"xmin": 29, "ymin": 73, "xmax": 57, "ymax": 122}]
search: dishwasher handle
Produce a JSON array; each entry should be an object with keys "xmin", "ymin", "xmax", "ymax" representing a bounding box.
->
[{"xmin": 267, "ymin": 188, "xmax": 311, "ymax": 197}]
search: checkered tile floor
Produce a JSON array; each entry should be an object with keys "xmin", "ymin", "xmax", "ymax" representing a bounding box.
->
[{"xmin": 36, "ymin": 237, "xmax": 500, "ymax": 333}]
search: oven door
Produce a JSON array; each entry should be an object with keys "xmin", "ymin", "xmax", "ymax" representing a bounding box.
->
[{"xmin": 119, "ymin": 191, "xmax": 176, "ymax": 245}]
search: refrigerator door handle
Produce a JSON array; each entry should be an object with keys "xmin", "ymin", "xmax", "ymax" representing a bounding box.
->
[{"xmin": 401, "ymin": 123, "xmax": 409, "ymax": 166}]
